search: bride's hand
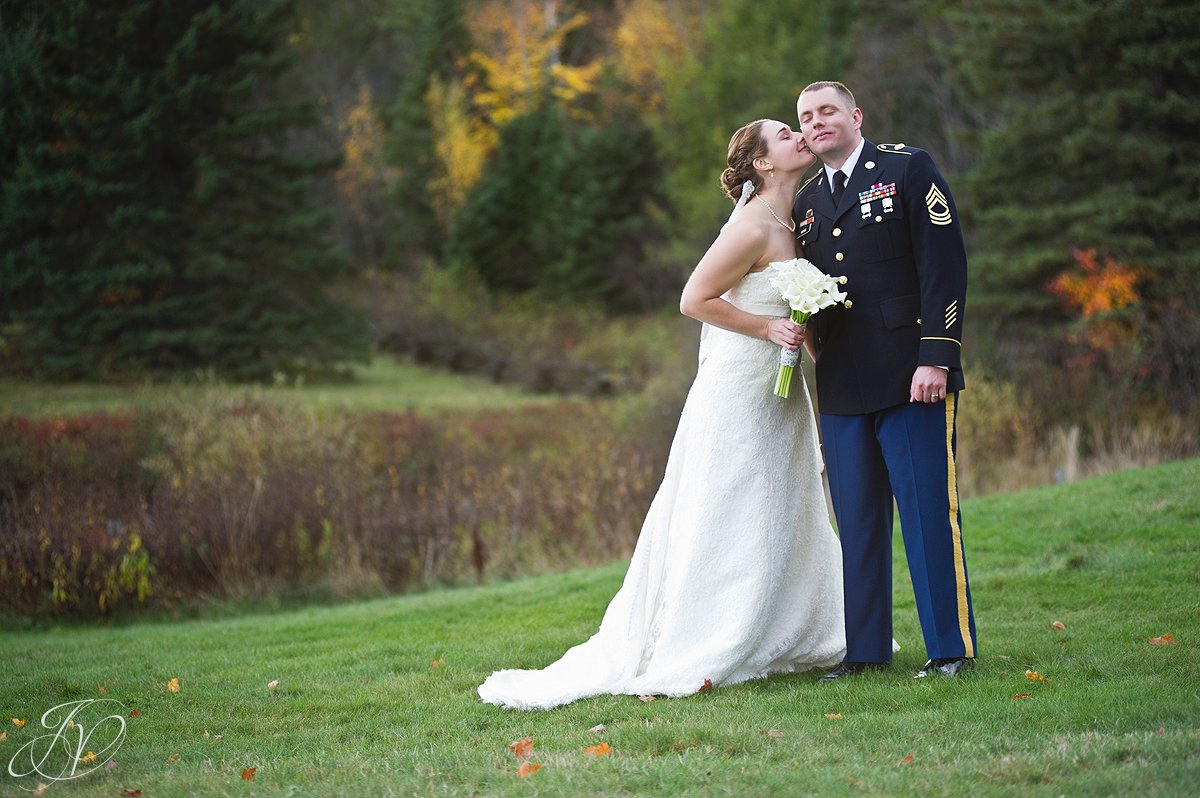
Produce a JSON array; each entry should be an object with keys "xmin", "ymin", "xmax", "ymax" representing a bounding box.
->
[{"xmin": 766, "ymin": 318, "xmax": 805, "ymax": 349}]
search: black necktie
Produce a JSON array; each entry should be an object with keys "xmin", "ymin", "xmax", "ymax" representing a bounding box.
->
[{"xmin": 831, "ymin": 170, "xmax": 846, "ymax": 206}]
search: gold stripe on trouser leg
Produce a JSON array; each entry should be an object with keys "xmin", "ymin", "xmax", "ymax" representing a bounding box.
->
[{"xmin": 945, "ymin": 393, "xmax": 974, "ymax": 657}]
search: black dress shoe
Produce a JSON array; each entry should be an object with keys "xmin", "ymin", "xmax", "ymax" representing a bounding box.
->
[
  {"xmin": 914, "ymin": 657, "xmax": 975, "ymax": 679},
  {"xmin": 818, "ymin": 661, "xmax": 887, "ymax": 682}
]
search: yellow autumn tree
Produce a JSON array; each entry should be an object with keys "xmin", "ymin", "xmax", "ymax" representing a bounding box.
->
[
  {"xmin": 336, "ymin": 84, "xmax": 398, "ymax": 238},
  {"xmin": 466, "ymin": 0, "xmax": 602, "ymax": 126},
  {"xmin": 425, "ymin": 75, "xmax": 498, "ymax": 230},
  {"xmin": 611, "ymin": 0, "xmax": 700, "ymax": 111},
  {"xmin": 426, "ymin": 0, "xmax": 603, "ymax": 223}
]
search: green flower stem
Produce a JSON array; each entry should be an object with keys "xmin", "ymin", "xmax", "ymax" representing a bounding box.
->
[{"xmin": 773, "ymin": 365, "xmax": 794, "ymax": 398}]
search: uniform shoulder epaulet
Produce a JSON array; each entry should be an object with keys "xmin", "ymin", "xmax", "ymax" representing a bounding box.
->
[
  {"xmin": 797, "ymin": 171, "xmax": 821, "ymax": 194},
  {"xmin": 876, "ymin": 143, "xmax": 918, "ymax": 156}
]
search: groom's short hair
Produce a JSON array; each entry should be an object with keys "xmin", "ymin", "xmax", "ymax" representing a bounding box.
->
[{"xmin": 799, "ymin": 81, "xmax": 856, "ymax": 111}]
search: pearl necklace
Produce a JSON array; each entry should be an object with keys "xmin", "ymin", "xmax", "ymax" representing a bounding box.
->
[{"xmin": 757, "ymin": 195, "xmax": 796, "ymax": 233}]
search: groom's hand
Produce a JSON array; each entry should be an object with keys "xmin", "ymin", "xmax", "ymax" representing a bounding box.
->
[{"xmin": 910, "ymin": 365, "xmax": 948, "ymax": 403}]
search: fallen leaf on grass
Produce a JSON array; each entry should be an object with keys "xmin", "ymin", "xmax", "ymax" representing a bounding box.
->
[
  {"xmin": 582, "ymin": 742, "xmax": 612, "ymax": 756},
  {"xmin": 32, "ymin": 783, "xmax": 48, "ymax": 797},
  {"xmin": 823, "ymin": 713, "xmax": 843, "ymax": 720},
  {"xmin": 267, "ymin": 679, "xmax": 280, "ymax": 689},
  {"xmin": 129, "ymin": 709, "xmax": 141, "ymax": 717},
  {"xmin": 637, "ymin": 695, "xmax": 656, "ymax": 703},
  {"xmin": 508, "ymin": 737, "xmax": 542, "ymax": 776},
  {"xmin": 1156, "ymin": 726, "xmax": 1165, "ymax": 735},
  {"xmin": 900, "ymin": 754, "xmax": 914, "ymax": 766},
  {"xmin": 11, "ymin": 718, "xmax": 25, "ymax": 728},
  {"xmin": 241, "ymin": 767, "xmax": 257, "ymax": 781},
  {"xmin": 1051, "ymin": 621, "xmax": 1066, "ymax": 631},
  {"xmin": 587, "ymin": 724, "xmax": 605, "ymax": 734},
  {"xmin": 762, "ymin": 729, "xmax": 784, "ymax": 738},
  {"xmin": 508, "ymin": 737, "xmax": 534, "ymax": 761},
  {"xmin": 698, "ymin": 679, "xmax": 713, "ymax": 693},
  {"xmin": 122, "ymin": 790, "xmax": 142, "ymax": 797},
  {"xmin": 430, "ymin": 659, "xmax": 445, "ymax": 669},
  {"xmin": 0, "ymin": 731, "xmax": 6, "ymax": 743},
  {"xmin": 164, "ymin": 753, "xmax": 180, "ymax": 764},
  {"xmin": 98, "ymin": 684, "xmax": 106, "ymax": 694},
  {"xmin": 166, "ymin": 678, "xmax": 181, "ymax": 693},
  {"xmin": 1013, "ymin": 693, "xmax": 1031, "ymax": 699},
  {"xmin": 1025, "ymin": 670, "xmax": 1051, "ymax": 683},
  {"xmin": 77, "ymin": 750, "xmax": 97, "ymax": 765},
  {"xmin": 106, "ymin": 759, "xmax": 117, "ymax": 771},
  {"xmin": 1148, "ymin": 633, "xmax": 1175, "ymax": 645}
]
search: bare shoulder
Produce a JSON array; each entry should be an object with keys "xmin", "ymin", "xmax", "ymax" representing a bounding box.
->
[
  {"xmin": 690, "ymin": 212, "xmax": 771, "ymax": 281},
  {"xmin": 716, "ymin": 213, "xmax": 771, "ymax": 253}
]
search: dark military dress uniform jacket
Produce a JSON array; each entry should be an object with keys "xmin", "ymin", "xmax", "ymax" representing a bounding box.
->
[{"xmin": 792, "ymin": 140, "xmax": 967, "ymax": 415}]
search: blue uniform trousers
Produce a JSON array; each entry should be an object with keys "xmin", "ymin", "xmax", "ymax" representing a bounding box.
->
[{"xmin": 820, "ymin": 395, "xmax": 977, "ymax": 663}]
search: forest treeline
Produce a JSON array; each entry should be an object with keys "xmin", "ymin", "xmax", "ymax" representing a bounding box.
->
[{"xmin": 2, "ymin": 0, "xmax": 1197, "ymax": 412}]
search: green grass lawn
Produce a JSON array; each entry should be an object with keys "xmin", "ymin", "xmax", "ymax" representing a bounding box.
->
[
  {"xmin": 3, "ymin": 460, "xmax": 1198, "ymax": 797},
  {"xmin": 0, "ymin": 356, "xmax": 556, "ymax": 418}
]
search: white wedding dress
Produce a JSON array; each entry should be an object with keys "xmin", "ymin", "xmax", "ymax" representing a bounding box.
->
[{"xmin": 477, "ymin": 270, "xmax": 846, "ymax": 710}]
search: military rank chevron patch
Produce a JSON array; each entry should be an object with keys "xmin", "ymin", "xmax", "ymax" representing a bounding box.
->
[{"xmin": 925, "ymin": 183, "xmax": 952, "ymax": 226}]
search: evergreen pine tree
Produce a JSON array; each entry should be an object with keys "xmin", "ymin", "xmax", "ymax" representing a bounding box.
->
[
  {"xmin": 0, "ymin": 0, "xmax": 368, "ymax": 379},
  {"xmin": 444, "ymin": 103, "xmax": 666, "ymax": 309},
  {"xmin": 382, "ymin": 0, "xmax": 472, "ymax": 270},
  {"xmin": 445, "ymin": 105, "xmax": 565, "ymax": 295},
  {"xmin": 947, "ymin": 0, "xmax": 1200, "ymax": 396}
]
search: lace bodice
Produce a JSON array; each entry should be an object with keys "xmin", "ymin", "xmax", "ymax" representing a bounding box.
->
[{"xmin": 724, "ymin": 269, "xmax": 789, "ymax": 315}]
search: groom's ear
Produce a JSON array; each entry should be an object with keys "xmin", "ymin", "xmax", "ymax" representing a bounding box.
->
[{"xmin": 852, "ymin": 107, "xmax": 863, "ymax": 130}]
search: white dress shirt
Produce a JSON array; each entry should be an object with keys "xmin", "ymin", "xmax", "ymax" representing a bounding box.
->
[{"xmin": 824, "ymin": 136, "xmax": 867, "ymax": 189}]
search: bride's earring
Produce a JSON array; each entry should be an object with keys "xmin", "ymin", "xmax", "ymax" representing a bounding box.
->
[{"xmin": 769, "ymin": 168, "xmax": 775, "ymax": 182}]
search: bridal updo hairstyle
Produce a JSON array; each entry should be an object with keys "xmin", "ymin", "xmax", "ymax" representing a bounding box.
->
[{"xmin": 721, "ymin": 119, "xmax": 771, "ymax": 202}]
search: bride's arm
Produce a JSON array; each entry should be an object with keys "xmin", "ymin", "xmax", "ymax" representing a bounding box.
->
[{"xmin": 679, "ymin": 221, "xmax": 804, "ymax": 350}]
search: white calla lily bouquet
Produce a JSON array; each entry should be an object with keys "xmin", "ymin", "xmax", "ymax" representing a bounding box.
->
[{"xmin": 766, "ymin": 258, "xmax": 851, "ymax": 398}]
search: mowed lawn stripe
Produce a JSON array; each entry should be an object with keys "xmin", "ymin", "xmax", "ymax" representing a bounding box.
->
[{"xmin": 2, "ymin": 460, "xmax": 1197, "ymax": 797}]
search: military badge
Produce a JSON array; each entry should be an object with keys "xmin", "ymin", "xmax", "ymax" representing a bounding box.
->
[
  {"xmin": 858, "ymin": 183, "xmax": 897, "ymax": 204},
  {"xmin": 857, "ymin": 183, "xmax": 896, "ymax": 222},
  {"xmin": 797, "ymin": 208, "xmax": 814, "ymax": 237},
  {"xmin": 926, "ymin": 183, "xmax": 952, "ymax": 226}
]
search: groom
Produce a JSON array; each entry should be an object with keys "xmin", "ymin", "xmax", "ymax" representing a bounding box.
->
[{"xmin": 792, "ymin": 81, "xmax": 977, "ymax": 680}]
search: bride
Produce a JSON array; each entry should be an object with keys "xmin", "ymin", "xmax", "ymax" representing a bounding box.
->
[{"xmin": 477, "ymin": 119, "xmax": 846, "ymax": 710}]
